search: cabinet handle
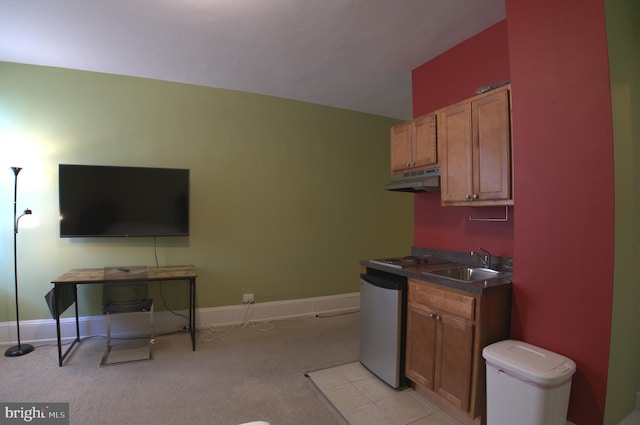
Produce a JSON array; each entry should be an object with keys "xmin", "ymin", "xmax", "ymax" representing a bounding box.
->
[
  {"xmin": 405, "ymin": 162, "xmax": 410, "ymax": 167},
  {"xmin": 465, "ymin": 194, "xmax": 471, "ymax": 200},
  {"xmin": 429, "ymin": 313, "xmax": 436, "ymax": 320},
  {"xmin": 472, "ymin": 194, "xmax": 478, "ymax": 200},
  {"xmin": 411, "ymin": 162, "xmax": 415, "ymax": 166}
]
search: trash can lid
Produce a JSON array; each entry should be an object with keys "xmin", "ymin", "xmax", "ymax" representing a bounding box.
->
[{"xmin": 483, "ymin": 340, "xmax": 576, "ymax": 386}]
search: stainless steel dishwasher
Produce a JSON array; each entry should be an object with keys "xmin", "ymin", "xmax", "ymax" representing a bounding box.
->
[{"xmin": 359, "ymin": 268, "xmax": 410, "ymax": 389}]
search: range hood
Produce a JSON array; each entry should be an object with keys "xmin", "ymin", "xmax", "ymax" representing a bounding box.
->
[{"xmin": 384, "ymin": 168, "xmax": 440, "ymax": 193}]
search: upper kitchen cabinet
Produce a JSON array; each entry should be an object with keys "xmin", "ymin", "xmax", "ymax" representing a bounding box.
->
[
  {"xmin": 390, "ymin": 113, "xmax": 438, "ymax": 174},
  {"xmin": 438, "ymin": 86, "xmax": 513, "ymax": 206}
]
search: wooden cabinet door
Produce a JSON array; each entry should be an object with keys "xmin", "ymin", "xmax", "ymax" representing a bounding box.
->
[
  {"xmin": 439, "ymin": 102, "xmax": 472, "ymax": 203},
  {"xmin": 412, "ymin": 113, "xmax": 438, "ymax": 169},
  {"xmin": 439, "ymin": 86, "xmax": 512, "ymax": 206},
  {"xmin": 434, "ymin": 312, "xmax": 474, "ymax": 412},
  {"xmin": 405, "ymin": 302, "xmax": 437, "ymax": 389},
  {"xmin": 390, "ymin": 121, "xmax": 413, "ymax": 173},
  {"xmin": 472, "ymin": 89, "xmax": 511, "ymax": 201},
  {"xmin": 405, "ymin": 278, "xmax": 511, "ymax": 423}
]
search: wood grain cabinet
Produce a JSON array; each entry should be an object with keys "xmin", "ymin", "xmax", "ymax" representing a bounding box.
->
[
  {"xmin": 406, "ymin": 278, "xmax": 511, "ymax": 425},
  {"xmin": 390, "ymin": 113, "xmax": 438, "ymax": 174},
  {"xmin": 438, "ymin": 86, "xmax": 513, "ymax": 206}
]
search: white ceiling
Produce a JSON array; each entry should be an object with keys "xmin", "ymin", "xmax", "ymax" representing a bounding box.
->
[{"xmin": 0, "ymin": 0, "xmax": 505, "ymax": 119}]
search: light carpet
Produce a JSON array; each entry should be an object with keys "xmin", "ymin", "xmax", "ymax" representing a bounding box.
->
[{"xmin": 0, "ymin": 313, "xmax": 358, "ymax": 425}]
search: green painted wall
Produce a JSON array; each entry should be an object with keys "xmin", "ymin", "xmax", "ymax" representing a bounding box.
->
[
  {"xmin": 0, "ymin": 62, "xmax": 413, "ymax": 321},
  {"xmin": 604, "ymin": 0, "xmax": 640, "ymax": 423}
]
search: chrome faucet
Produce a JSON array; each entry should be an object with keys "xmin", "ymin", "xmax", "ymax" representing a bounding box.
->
[{"xmin": 472, "ymin": 248, "xmax": 492, "ymax": 268}]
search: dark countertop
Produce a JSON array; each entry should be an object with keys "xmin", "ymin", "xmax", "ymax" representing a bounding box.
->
[{"xmin": 360, "ymin": 247, "xmax": 513, "ymax": 295}]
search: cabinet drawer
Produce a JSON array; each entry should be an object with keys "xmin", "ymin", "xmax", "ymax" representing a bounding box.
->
[{"xmin": 409, "ymin": 279, "xmax": 475, "ymax": 321}]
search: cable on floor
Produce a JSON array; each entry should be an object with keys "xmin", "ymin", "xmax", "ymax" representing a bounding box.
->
[
  {"xmin": 315, "ymin": 309, "xmax": 359, "ymax": 318},
  {"xmin": 200, "ymin": 302, "xmax": 273, "ymax": 342}
]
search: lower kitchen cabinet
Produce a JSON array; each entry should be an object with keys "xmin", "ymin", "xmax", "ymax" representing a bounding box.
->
[
  {"xmin": 435, "ymin": 310, "xmax": 474, "ymax": 411},
  {"xmin": 406, "ymin": 302, "xmax": 438, "ymax": 389},
  {"xmin": 406, "ymin": 279, "xmax": 511, "ymax": 425}
]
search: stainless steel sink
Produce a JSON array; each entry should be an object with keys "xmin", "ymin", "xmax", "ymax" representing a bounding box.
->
[{"xmin": 423, "ymin": 267, "xmax": 510, "ymax": 282}]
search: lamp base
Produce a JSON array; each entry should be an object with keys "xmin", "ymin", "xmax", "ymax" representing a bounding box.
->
[{"xmin": 4, "ymin": 343, "xmax": 34, "ymax": 357}]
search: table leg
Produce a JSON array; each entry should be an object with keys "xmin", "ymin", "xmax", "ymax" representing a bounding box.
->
[
  {"xmin": 54, "ymin": 285, "xmax": 62, "ymax": 367},
  {"xmin": 56, "ymin": 284, "xmax": 81, "ymax": 367},
  {"xmin": 73, "ymin": 284, "xmax": 80, "ymax": 342},
  {"xmin": 190, "ymin": 278, "xmax": 196, "ymax": 351}
]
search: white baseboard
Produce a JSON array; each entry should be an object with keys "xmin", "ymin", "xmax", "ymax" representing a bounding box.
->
[
  {"xmin": 198, "ymin": 292, "xmax": 360, "ymax": 327},
  {"xmin": 0, "ymin": 293, "xmax": 360, "ymax": 345}
]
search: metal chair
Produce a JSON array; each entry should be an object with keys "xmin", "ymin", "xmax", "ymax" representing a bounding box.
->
[{"xmin": 100, "ymin": 282, "xmax": 154, "ymax": 366}]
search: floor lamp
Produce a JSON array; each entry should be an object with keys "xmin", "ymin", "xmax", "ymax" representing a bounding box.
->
[{"xmin": 4, "ymin": 167, "xmax": 35, "ymax": 357}]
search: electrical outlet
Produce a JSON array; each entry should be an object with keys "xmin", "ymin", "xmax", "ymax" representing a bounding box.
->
[{"xmin": 242, "ymin": 293, "xmax": 254, "ymax": 304}]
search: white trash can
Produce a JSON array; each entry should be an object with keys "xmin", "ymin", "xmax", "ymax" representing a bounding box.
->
[{"xmin": 482, "ymin": 340, "xmax": 576, "ymax": 425}]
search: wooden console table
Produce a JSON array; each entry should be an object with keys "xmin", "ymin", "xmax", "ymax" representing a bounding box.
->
[{"xmin": 50, "ymin": 265, "xmax": 197, "ymax": 366}]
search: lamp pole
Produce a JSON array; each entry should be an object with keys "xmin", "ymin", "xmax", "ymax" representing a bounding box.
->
[{"xmin": 4, "ymin": 167, "xmax": 35, "ymax": 357}]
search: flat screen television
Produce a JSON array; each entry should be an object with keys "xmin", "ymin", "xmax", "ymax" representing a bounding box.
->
[{"xmin": 59, "ymin": 164, "xmax": 190, "ymax": 237}]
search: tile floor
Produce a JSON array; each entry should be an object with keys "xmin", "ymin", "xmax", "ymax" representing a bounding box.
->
[{"xmin": 307, "ymin": 362, "xmax": 464, "ymax": 425}]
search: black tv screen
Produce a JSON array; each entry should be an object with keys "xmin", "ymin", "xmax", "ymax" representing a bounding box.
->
[{"xmin": 59, "ymin": 164, "xmax": 190, "ymax": 237}]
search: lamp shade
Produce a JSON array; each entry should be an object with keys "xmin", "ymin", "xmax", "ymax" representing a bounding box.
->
[{"xmin": 17, "ymin": 209, "xmax": 39, "ymax": 230}]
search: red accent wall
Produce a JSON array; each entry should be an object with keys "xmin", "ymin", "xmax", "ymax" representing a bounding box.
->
[
  {"xmin": 412, "ymin": 21, "xmax": 514, "ymax": 258},
  {"xmin": 412, "ymin": 21, "xmax": 511, "ymax": 117},
  {"xmin": 411, "ymin": 5, "xmax": 615, "ymax": 424},
  {"xmin": 505, "ymin": 1, "xmax": 614, "ymax": 424}
]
